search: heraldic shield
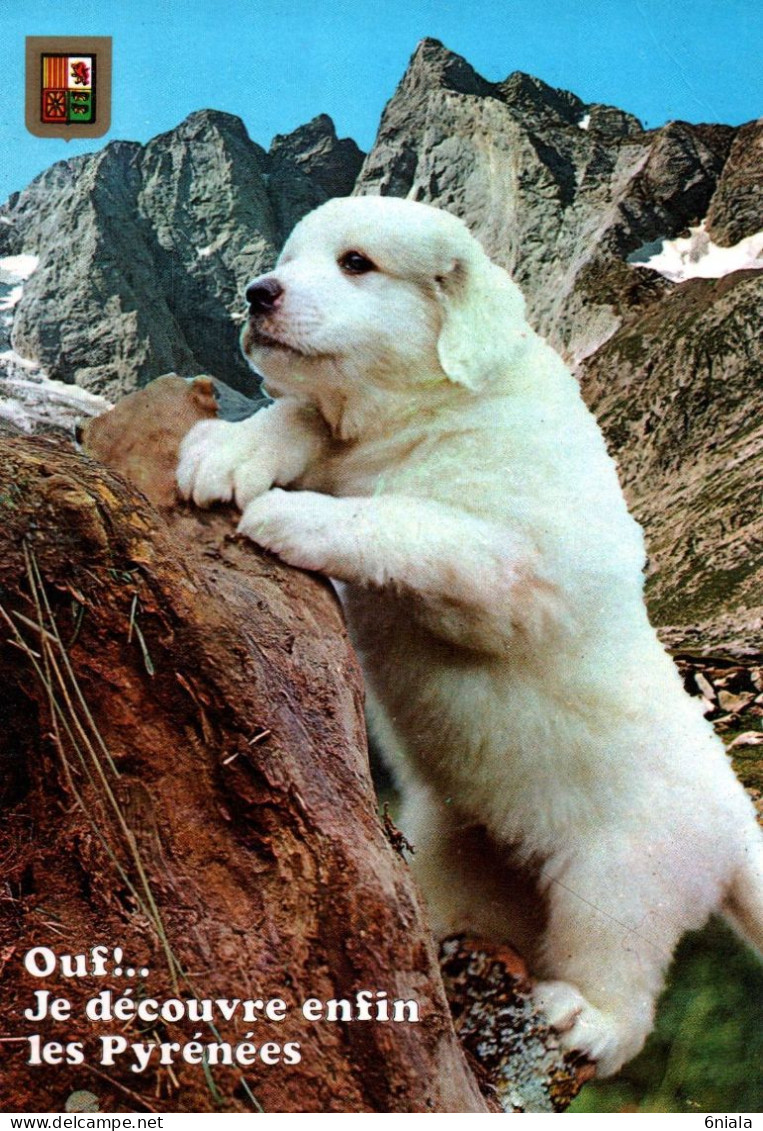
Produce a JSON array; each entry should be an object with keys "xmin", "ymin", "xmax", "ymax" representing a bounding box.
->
[{"xmin": 26, "ymin": 37, "xmax": 112, "ymax": 140}]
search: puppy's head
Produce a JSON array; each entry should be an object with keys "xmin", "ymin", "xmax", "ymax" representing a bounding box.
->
[{"xmin": 241, "ymin": 196, "xmax": 526, "ymax": 403}]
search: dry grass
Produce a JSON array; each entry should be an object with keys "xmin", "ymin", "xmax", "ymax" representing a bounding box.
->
[{"xmin": 0, "ymin": 541, "xmax": 263, "ymax": 1112}]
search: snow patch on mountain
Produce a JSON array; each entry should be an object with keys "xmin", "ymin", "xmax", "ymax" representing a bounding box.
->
[
  {"xmin": 629, "ymin": 221, "xmax": 763, "ymax": 283},
  {"xmin": 0, "ymin": 252, "xmax": 112, "ymax": 434},
  {"xmin": 0, "ymin": 254, "xmax": 39, "ymax": 283},
  {"xmin": 0, "ymin": 349, "xmax": 112, "ymax": 435}
]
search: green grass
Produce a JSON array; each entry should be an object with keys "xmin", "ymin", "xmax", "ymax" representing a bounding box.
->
[{"xmin": 570, "ymin": 918, "xmax": 763, "ymax": 1113}]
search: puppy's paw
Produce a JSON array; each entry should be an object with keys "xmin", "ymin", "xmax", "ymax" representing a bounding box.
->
[
  {"xmin": 176, "ymin": 419, "xmax": 271, "ymax": 508},
  {"xmin": 533, "ymin": 979, "xmax": 587, "ymax": 1031},
  {"xmin": 176, "ymin": 419, "xmax": 240, "ymax": 506},
  {"xmin": 533, "ymin": 980, "xmax": 639, "ymax": 1078},
  {"xmin": 238, "ymin": 489, "xmax": 339, "ymax": 572}
]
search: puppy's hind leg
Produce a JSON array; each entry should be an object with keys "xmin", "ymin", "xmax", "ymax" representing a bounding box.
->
[
  {"xmin": 400, "ymin": 784, "xmax": 546, "ymax": 961},
  {"xmin": 532, "ymin": 844, "xmax": 694, "ymax": 1077}
]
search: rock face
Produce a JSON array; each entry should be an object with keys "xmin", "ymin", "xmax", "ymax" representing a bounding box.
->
[
  {"xmin": 0, "ymin": 38, "xmax": 761, "ymax": 655},
  {"xmin": 0, "ymin": 111, "xmax": 363, "ymax": 396},
  {"xmin": 705, "ymin": 121, "xmax": 763, "ymax": 246},
  {"xmin": 580, "ymin": 269, "xmax": 762, "ymax": 654}
]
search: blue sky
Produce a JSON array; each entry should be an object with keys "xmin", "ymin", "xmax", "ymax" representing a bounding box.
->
[{"xmin": 0, "ymin": 0, "xmax": 760, "ymax": 202}]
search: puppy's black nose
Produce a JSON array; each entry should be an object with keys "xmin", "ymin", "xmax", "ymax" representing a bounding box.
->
[{"xmin": 246, "ymin": 276, "xmax": 283, "ymax": 314}]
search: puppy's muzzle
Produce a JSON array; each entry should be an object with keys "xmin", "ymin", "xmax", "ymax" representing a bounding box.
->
[{"xmin": 246, "ymin": 276, "xmax": 283, "ymax": 315}]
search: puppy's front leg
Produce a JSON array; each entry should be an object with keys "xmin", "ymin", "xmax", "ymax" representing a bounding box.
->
[{"xmin": 239, "ymin": 491, "xmax": 549, "ymax": 647}]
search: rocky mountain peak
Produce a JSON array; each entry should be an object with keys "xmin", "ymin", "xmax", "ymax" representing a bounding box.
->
[
  {"xmin": 399, "ymin": 38, "xmax": 496, "ymax": 99},
  {"xmin": 0, "ymin": 103, "xmax": 365, "ymax": 395},
  {"xmin": 161, "ymin": 108, "xmax": 255, "ymax": 145},
  {"xmin": 354, "ymin": 42, "xmax": 755, "ymax": 366},
  {"xmin": 498, "ymin": 70, "xmax": 585, "ymax": 126},
  {"xmin": 269, "ymin": 114, "xmax": 364, "ymax": 200},
  {"xmin": 498, "ymin": 71, "xmax": 642, "ymax": 137},
  {"xmin": 0, "ymin": 140, "xmax": 144, "ymax": 260}
]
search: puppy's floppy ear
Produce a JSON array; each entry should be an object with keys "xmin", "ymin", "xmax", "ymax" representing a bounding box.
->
[{"xmin": 435, "ymin": 249, "xmax": 526, "ymax": 389}]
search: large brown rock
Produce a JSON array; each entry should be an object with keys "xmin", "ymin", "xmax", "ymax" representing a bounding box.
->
[{"xmin": 0, "ymin": 377, "xmax": 489, "ymax": 1113}]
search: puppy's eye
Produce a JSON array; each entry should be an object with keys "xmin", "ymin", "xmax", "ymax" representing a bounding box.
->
[{"xmin": 338, "ymin": 250, "xmax": 377, "ymax": 275}]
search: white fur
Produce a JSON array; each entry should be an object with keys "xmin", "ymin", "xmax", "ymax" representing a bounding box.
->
[{"xmin": 177, "ymin": 196, "xmax": 763, "ymax": 1077}]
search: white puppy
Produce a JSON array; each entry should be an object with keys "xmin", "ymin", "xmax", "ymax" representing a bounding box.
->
[{"xmin": 177, "ymin": 196, "xmax": 763, "ymax": 1077}]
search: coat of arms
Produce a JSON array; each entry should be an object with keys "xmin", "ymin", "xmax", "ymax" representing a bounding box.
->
[
  {"xmin": 26, "ymin": 37, "xmax": 111, "ymax": 140},
  {"xmin": 41, "ymin": 54, "xmax": 96, "ymax": 124}
]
